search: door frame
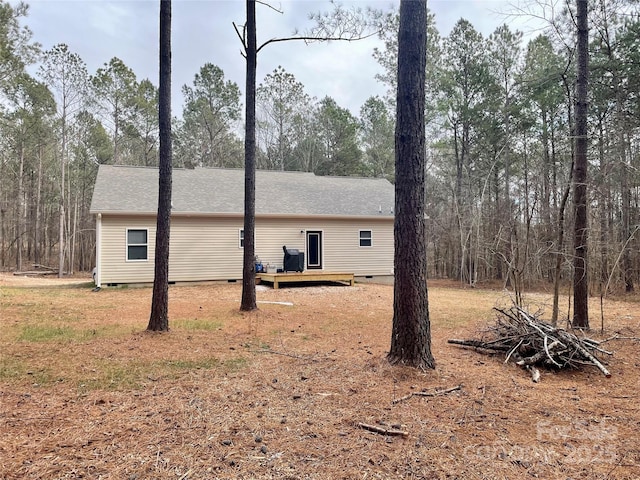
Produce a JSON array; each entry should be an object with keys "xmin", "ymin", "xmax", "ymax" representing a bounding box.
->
[{"xmin": 305, "ymin": 230, "xmax": 323, "ymax": 270}]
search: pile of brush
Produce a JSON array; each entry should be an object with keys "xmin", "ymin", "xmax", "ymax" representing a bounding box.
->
[{"xmin": 448, "ymin": 305, "xmax": 612, "ymax": 381}]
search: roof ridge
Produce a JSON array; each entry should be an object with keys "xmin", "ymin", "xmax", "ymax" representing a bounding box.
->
[
  {"xmin": 101, "ymin": 165, "xmax": 383, "ymax": 182},
  {"xmin": 101, "ymin": 164, "xmax": 190, "ymax": 172},
  {"xmin": 193, "ymin": 166, "xmax": 315, "ymax": 176}
]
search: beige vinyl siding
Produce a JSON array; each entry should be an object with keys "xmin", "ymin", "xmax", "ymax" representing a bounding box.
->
[
  {"xmin": 315, "ymin": 219, "xmax": 393, "ymax": 276},
  {"xmin": 169, "ymin": 216, "xmax": 244, "ymax": 281},
  {"xmin": 100, "ymin": 215, "xmax": 245, "ymax": 283},
  {"xmin": 254, "ymin": 218, "xmax": 394, "ymax": 276},
  {"xmin": 98, "ymin": 215, "xmax": 394, "ymax": 284},
  {"xmin": 100, "ymin": 216, "xmax": 157, "ymax": 284}
]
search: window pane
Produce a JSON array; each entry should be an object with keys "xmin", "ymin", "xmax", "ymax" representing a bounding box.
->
[
  {"xmin": 360, "ymin": 230, "xmax": 372, "ymax": 247},
  {"xmin": 128, "ymin": 245, "xmax": 148, "ymax": 260},
  {"xmin": 128, "ymin": 230, "xmax": 147, "ymax": 244}
]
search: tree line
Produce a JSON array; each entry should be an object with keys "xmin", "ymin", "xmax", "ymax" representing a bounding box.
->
[
  {"xmin": 375, "ymin": 0, "xmax": 640, "ymax": 300},
  {"xmin": 0, "ymin": 1, "xmax": 389, "ymax": 275},
  {"xmin": 2, "ymin": 0, "xmax": 639, "ymax": 300}
]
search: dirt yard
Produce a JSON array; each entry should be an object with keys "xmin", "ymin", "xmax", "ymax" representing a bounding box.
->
[{"xmin": 1, "ymin": 273, "xmax": 639, "ymax": 479}]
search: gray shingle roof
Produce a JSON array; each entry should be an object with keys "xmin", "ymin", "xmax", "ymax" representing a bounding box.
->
[{"xmin": 90, "ymin": 165, "xmax": 395, "ymax": 218}]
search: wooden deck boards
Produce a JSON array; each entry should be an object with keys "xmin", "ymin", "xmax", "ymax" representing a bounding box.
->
[{"xmin": 256, "ymin": 271, "xmax": 355, "ymax": 289}]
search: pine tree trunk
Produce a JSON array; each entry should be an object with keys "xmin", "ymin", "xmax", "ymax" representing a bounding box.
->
[
  {"xmin": 59, "ymin": 116, "xmax": 66, "ymax": 277},
  {"xmin": 70, "ymin": 195, "xmax": 78, "ymax": 274},
  {"xmin": 241, "ymin": 0, "xmax": 258, "ymax": 312},
  {"xmin": 148, "ymin": 0, "xmax": 172, "ymax": 331},
  {"xmin": 17, "ymin": 143, "xmax": 24, "ymax": 272},
  {"xmin": 35, "ymin": 144, "xmax": 43, "ymax": 265},
  {"xmin": 388, "ymin": 0, "xmax": 434, "ymax": 370},
  {"xmin": 0, "ymin": 155, "xmax": 5, "ymax": 267},
  {"xmin": 572, "ymin": 0, "xmax": 590, "ymax": 329}
]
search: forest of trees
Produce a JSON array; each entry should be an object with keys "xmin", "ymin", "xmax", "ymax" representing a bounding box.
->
[{"xmin": 1, "ymin": 0, "xmax": 640, "ymax": 296}]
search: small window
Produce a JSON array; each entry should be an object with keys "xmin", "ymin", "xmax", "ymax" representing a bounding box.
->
[
  {"xmin": 239, "ymin": 229, "xmax": 244, "ymax": 248},
  {"xmin": 359, "ymin": 230, "xmax": 372, "ymax": 247},
  {"xmin": 127, "ymin": 229, "xmax": 148, "ymax": 261}
]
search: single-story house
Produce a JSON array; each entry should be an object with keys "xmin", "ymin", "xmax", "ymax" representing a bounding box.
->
[{"xmin": 89, "ymin": 165, "xmax": 395, "ymax": 287}]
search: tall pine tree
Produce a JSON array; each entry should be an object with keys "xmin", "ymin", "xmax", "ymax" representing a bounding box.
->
[
  {"xmin": 388, "ymin": 0, "xmax": 434, "ymax": 369},
  {"xmin": 148, "ymin": 0, "xmax": 172, "ymax": 331}
]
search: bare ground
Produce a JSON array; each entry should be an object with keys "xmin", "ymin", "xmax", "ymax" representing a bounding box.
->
[{"xmin": 0, "ymin": 273, "xmax": 639, "ymax": 479}]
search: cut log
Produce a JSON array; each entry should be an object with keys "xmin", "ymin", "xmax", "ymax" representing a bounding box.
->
[{"xmin": 13, "ymin": 270, "xmax": 57, "ymax": 276}]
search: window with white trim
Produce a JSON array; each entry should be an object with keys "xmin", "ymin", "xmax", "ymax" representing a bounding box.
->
[
  {"xmin": 359, "ymin": 230, "xmax": 372, "ymax": 247},
  {"xmin": 127, "ymin": 229, "xmax": 148, "ymax": 261},
  {"xmin": 239, "ymin": 229, "xmax": 244, "ymax": 248}
]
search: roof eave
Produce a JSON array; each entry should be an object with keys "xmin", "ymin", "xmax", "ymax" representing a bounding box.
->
[{"xmin": 91, "ymin": 210, "xmax": 394, "ymax": 220}]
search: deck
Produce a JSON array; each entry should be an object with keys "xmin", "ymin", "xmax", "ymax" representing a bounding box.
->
[{"xmin": 256, "ymin": 271, "xmax": 355, "ymax": 289}]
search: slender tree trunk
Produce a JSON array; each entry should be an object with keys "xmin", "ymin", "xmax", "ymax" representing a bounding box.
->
[
  {"xmin": 44, "ymin": 207, "xmax": 49, "ymax": 264},
  {"xmin": 388, "ymin": 0, "xmax": 434, "ymax": 370},
  {"xmin": 279, "ymin": 115, "xmax": 284, "ymax": 171},
  {"xmin": 551, "ymin": 115, "xmax": 558, "ymax": 212},
  {"xmin": 572, "ymin": 0, "xmax": 589, "ymax": 329},
  {"xmin": 35, "ymin": 143, "xmax": 43, "ymax": 265},
  {"xmin": 494, "ymin": 167, "xmax": 502, "ymax": 280},
  {"xmin": 616, "ymin": 83, "xmax": 633, "ymax": 292},
  {"xmin": 66, "ymin": 155, "xmax": 73, "ymax": 273},
  {"xmin": 70, "ymin": 195, "xmax": 78, "ymax": 274},
  {"xmin": 241, "ymin": 0, "xmax": 258, "ymax": 311},
  {"xmin": 59, "ymin": 108, "xmax": 66, "ymax": 277},
  {"xmin": 0, "ymin": 154, "xmax": 5, "ymax": 267},
  {"xmin": 17, "ymin": 143, "xmax": 24, "ymax": 272},
  {"xmin": 113, "ymin": 104, "xmax": 120, "ymax": 165},
  {"xmin": 552, "ymin": 161, "xmax": 574, "ymax": 326},
  {"xmin": 148, "ymin": 0, "xmax": 172, "ymax": 331},
  {"xmin": 541, "ymin": 109, "xmax": 554, "ymax": 281},
  {"xmin": 26, "ymin": 172, "xmax": 33, "ymax": 262}
]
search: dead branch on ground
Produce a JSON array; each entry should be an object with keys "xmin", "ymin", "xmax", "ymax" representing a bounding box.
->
[
  {"xmin": 250, "ymin": 349, "xmax": 311, "ymax": 360},
  {"xmin": 357, "ymin": 422, "xmax": 408, "ymax": 437},
  {"xmin": 392, "ymin": 385, "xmax": 462, "ymax": 404}
]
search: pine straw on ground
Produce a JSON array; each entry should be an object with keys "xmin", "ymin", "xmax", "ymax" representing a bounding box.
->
[{"xmin": 1, "ymin": 275, "xmax": 639, "ymax": 479}]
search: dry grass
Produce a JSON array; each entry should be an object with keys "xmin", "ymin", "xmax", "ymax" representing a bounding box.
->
[{"xmin": 1, "ymin": 273, "xmax": 639, "ymax": 479}]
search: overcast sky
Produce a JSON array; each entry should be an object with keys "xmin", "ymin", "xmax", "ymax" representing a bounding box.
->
[{"xmin": 19, "ymin": 0, "xmax": 543, "ymax": 116}]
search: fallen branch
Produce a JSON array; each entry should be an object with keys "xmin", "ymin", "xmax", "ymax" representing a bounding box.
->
[
  {"xmin": 447, "ymin": 339, "xmax": 510, "ymax": 351},
  {"xmin": 392, "ymin": 385, "xmax": 462, "ymax": 404},
  {"xmin": 177, "ymin": 470, "xmax": 193, "ymax": 480},
  {"xmin": 357, "ymin": 422, "xmax": 408, "ymax": 437},
  {"xmin": 32, "ymin": 263, "xmax": 57, "ymax": 271},
  {"xmin": 527, "ymin": 365, "xmax": 541, "ymax": 383},
  {"xmin": 250, "ymin": 349, "xmax": 310, "ymax": 360},
  {"xmin": 599, "ymin": 335, "xmax": 640, "ymax": 344},
  {"xmin": 557, "ymin": 330, "xmax": 611, "ymax": 377}
]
